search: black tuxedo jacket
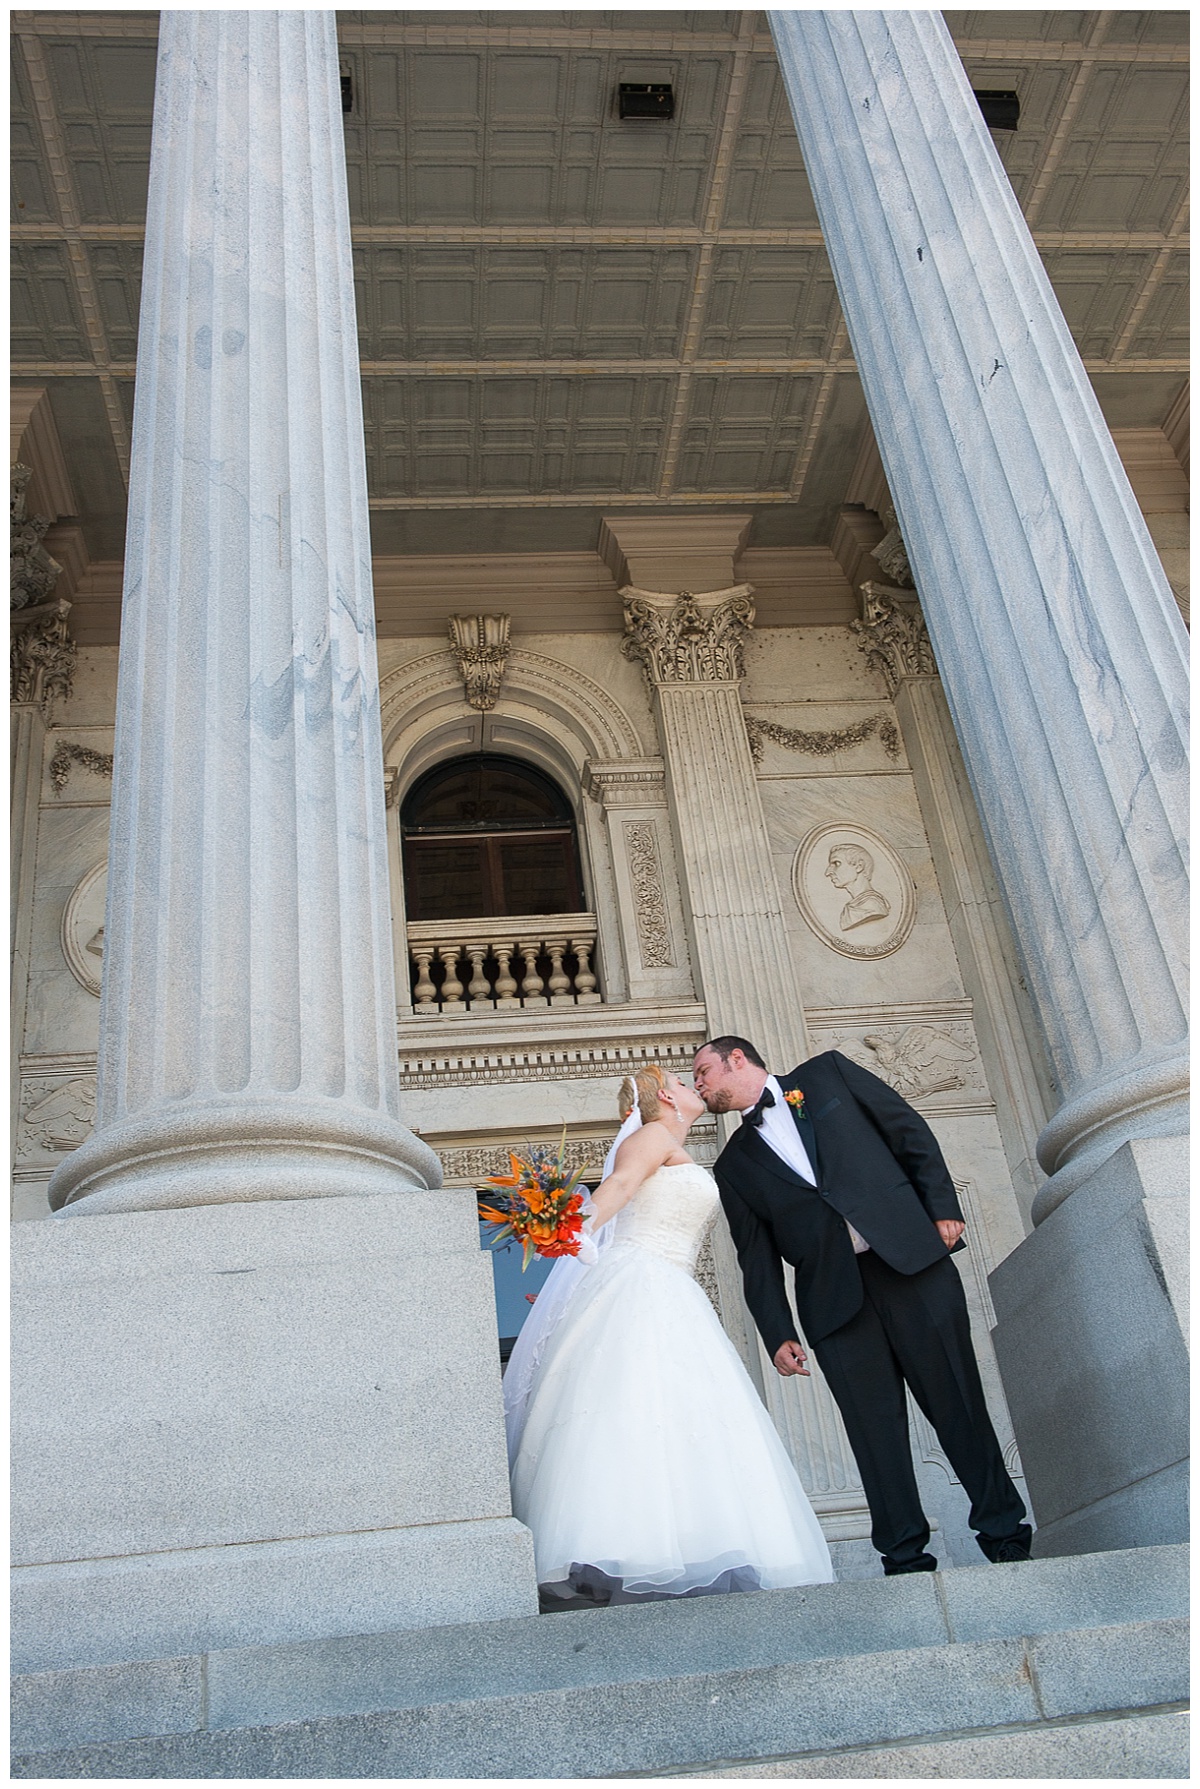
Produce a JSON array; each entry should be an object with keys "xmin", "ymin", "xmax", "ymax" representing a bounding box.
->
[{"xmin": 713, "ymin": 1050, "xmax": 964, "ymax": 1353}]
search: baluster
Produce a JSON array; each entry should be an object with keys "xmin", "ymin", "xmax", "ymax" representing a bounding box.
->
[
  {"xmin": 466, "ymin": 943, "xmax": 493, "ymax": 1009},
  {"xmin": 517, "ymin": 937, "xmax": 547, "ymax": 1006},
  {"xmin": 493, "ymin": 939, "xmax": 521, "ymax": 1009},
  {"xmin": 438, "ymin": 942, "xmax": 466, "ymax": 1012},
  {"xmin": 546, "ymin": 936, "xmax": 573, "ymax": 1005},
  {"xmin": 412, "ymin": 946, "xmax": 437, "ymax": 1010},
  {"xmin": 572, "ymin": 936, "xmax": 601, "ymax": 1004}
]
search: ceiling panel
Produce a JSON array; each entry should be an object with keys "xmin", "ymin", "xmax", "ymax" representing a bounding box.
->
[
  {"xmin": 364, "ymin": 370, "xmax": 674, "ymax": 498},
  {"xmin": 11, "ymin": 243, "xmax": 92, "ymax": 360},
  {"xmin": 700, "ymin": 246, "xmax": 840, "ymax": 359},
  {"xmin": 676, "ymin": 372, "xmax": 821, "ymax": 494}
]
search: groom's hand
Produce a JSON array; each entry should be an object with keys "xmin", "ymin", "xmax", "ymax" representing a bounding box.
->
[
  {"xmin": 773, "ymin": 1340, "xmax": 810, "ymax": 1378},
  {"xmin": 936, "ymin": 1219, "xmax": 965, "ymax": 1249}
]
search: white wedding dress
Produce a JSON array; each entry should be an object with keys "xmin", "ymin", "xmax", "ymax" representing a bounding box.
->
[{"xmin": 509, "ymin": 1161, "xmax": 835, "ymax": 1602}]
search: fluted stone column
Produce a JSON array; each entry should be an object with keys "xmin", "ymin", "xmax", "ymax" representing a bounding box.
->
[
  {"xmin": 13, "ymin": 13, "xmax": 535, "ymax": 1674},
  {"xmin": 771, "ymin": 11, "xmax": 1188, "ymax": 1553},
  {"xmin": 771, "ymin": 10, "xmax": 1187, "ymax": 1211},
  {"xmin": 47, "ymin": 11, "xmax": 437, "ymax": 1215}
]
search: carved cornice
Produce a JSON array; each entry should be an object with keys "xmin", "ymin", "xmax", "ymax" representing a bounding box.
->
[
  {"xmin": 448, "ymin": 613, "xmax": 511, "ymax": 711},
  {"xmin": 12, "ymin": 464, "xmax": 75, "ymax": 713},
  {"xmin": 620, "ymin": 584, "xmax": 755, "ymax": 687},
  {"xmin": 851, "ymin": 582, "xmax": 937, "ymax": 696},
  {"xmin": 584, "ymin": 757, "xmax": 666, "ymax": 807}
]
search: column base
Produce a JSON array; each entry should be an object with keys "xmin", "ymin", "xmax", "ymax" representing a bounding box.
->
[
  {"xmin": 989, "ymin": 1137, "xmax": 1188, "ymax": 1558},
  {"xmin": 46, "ymin": 1096, "xmax": 444, "ymax": 1213},
  {"xmin": 13, "ymin": 1191, "xmax": 538, "ymax": 1672}
]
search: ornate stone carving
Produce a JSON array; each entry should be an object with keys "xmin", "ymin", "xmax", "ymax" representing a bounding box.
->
[
  {"xmin": 855, "ymin": 1023, "xmax": 978, "ymax": 1099},
  {"xmin": 871, "ymin": 504, "xmax": 915, "ymax": 588},
  {"xmin": 693, "ymin": 1222, "xmax": 722, "ymax": 1318},
  {"xmin": 11, "ymin": 464, "xmax": 75, "ymax": 712},
  {"xmin": 437, "ymin": 1135, "xmax": 607, "ymax": 1187},
  {"xmin": 792, "ymin": 823, "xmax": 917, "ymax": 960},
  {"xmin": 61, "ymin": 862, "xmax": 108, "ymax": 996},
  {"xmin": 49, "ymin": 742, "xmax": 115, "ymax": 794},
  {"xmin": 745, "ymin": 713, "xmax": 901, "ymax": 767},
  {"xmin": 623, "ymin": 821, "xmax": 674, "ymax": 968},
  {"xmin": 851, "ymin": 583, "xmax": 937, "ymax": 697},
  {"xmin": 620, "ymin": 585, "xmax": 755, "ymax": 686},
  {"xmin": 398, "ymin": 1031, "xmax": 709, "ymax": 1091},
  {"xmin": 18, "ymin": 1074, "xmax": 98, "ymax": 1158},
  {"xmin": 448, "ymin": 613, "xmax": 511, "ymax": 711}
]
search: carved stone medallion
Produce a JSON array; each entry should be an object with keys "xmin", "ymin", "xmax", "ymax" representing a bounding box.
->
[
  {"xmin": 61, "ymin": 861, "xmax": 107, "ymax": 996},
  {"xmin": 792, "ymin": 824, "xmax": 916, "ymax": 960}
]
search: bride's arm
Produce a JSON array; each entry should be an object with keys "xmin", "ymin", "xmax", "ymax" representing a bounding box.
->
[{"xmin": 585, "ymin": 1124, "xmax": 675, "ymax": 1233}]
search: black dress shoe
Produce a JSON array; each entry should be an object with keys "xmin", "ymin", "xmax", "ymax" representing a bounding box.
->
[
  {"xmin": 990, "ymin": 1537, "xmax": 1033, "ymax": 1563},
  {"xmin": 883, "ymin": 1552, "xmax": 939, "ymax": 1575}
]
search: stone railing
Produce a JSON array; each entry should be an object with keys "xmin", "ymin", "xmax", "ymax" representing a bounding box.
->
[{"xmin": 406, "ymin": 913, "xmax": 602, "ymax": 1014}]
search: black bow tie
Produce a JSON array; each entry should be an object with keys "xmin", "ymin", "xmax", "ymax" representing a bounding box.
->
[{"xmin": 744, "ymin": 1088, "xmax": 775, "ymax": 1129}]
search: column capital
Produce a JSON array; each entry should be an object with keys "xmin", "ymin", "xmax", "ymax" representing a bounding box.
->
[
  {"xmin": 620, "ymin": 585, "xmax": 755, "ymax": 687},
  {"xmin": 851, "ymin": 582, "xmax": 938, "ymax": 697}
]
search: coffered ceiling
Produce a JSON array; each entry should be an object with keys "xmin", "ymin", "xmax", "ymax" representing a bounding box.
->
[{"xmin": 10, "ymin": 9, "xmax": 1190, "ymax": 634}]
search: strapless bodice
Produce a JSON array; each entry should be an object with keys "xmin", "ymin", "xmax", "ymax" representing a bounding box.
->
[{"xmin": 609, "ymin": 1162, "xmax": 719, "ymax": 1274}]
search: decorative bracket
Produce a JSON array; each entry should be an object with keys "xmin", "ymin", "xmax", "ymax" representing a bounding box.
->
[{"xmin": 448, "ymin": 614, "xmax": 511, "ymax": 712}]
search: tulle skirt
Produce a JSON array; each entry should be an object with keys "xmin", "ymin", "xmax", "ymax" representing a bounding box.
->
[{"xmin": 509, "ymin": 1238, "xmax": 835, "ymax": 1601}]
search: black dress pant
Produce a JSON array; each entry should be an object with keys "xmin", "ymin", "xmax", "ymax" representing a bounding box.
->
[{"xmin": 811, "ymin": 1250, "xmax": 1028, "ymax": 1571}]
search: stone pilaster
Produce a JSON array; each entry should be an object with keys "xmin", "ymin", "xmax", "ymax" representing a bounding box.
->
[
  {"xmin": 771, "ymin": 8, "xmax": 1188, "ymax": 1553},
  {"xmin": 853, "ymin": 583, "xmax": 1055, "ymax": 1227},
  {"xmin": 47, "ymin": 11, "xmax": 437, "ymax": 1215},
  {"xmin": 619, "ymin": 581, "xmax": 809, "ymax": 1069},
  {"xmin": 612, "ymin": 526, "xmax": 871, "ymax": 1541},
  {"xmin": 770, "ymin": 10, "xmax": 1188, "ymax": 1218}
]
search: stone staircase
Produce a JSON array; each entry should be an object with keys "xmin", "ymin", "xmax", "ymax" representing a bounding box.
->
[{"xmin": 11, "ymin": 1545, "xmax": 1187, "ymax": 1779}]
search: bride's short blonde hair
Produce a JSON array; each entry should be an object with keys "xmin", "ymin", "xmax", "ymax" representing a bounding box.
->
[{"xmin": 619, "ymin": 1063, "xmax": 670, "ymax": 1125}]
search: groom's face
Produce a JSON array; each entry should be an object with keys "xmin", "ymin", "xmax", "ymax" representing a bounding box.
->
[{"xmin": 693, "ymin": 1045, "xmax": 761, "ymax": 1113}]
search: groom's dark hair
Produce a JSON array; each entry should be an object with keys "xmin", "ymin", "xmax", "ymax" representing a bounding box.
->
[{"xmin": 699, "ymin": 1035, "xmax": 766, "ymax": 1069}]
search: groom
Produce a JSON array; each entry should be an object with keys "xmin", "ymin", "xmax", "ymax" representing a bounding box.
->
[{"xmin": 693, "ymin": 1035, "xmax": 1032, "ymax": 1575}]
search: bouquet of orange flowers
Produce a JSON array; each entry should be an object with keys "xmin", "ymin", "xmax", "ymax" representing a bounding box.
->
[{"xmin": 477, "ymin": 1133, "xmax": 592, "ymax": 1270}]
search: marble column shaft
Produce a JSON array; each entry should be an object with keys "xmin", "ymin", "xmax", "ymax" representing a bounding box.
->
[
  {"xmin": 49, "ymin": 11, "xmax": 438, "ymax": 1212},
  {"xmin": 769, "ymin": 11, "xmax": 1188, "ymax": 1216}
]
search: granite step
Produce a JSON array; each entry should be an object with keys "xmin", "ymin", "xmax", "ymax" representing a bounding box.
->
[{"xmin": 11, "ymin": 1544, "xmax": 1188, "ymax": 1779}]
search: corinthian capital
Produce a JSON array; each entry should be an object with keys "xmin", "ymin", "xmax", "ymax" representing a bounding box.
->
[
  {"xmin": 620, "ymin": 584, "xmax": 755, "ymax": 686},
  {"xmin": 851, "ymin": 582, "xmax": 937, "ymax": 697}
]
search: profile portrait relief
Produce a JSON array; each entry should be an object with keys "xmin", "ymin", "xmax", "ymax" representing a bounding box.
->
[
  {"xmin": 824, "ymin": 841, "xmax": 891, "ymax": 931},
  {"xmin": 792, "ymin": 823, "xmax": 916, "ymax": 960}
]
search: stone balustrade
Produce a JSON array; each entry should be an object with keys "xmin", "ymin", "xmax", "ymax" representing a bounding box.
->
[{"xmin": 406, "ymin": 914, "xmax": 602, "ymax": 1014}]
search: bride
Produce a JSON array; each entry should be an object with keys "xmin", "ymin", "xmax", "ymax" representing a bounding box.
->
[{"xmin": 506, "ymin": 1063, "xmax": 834, "ymax": 1605}]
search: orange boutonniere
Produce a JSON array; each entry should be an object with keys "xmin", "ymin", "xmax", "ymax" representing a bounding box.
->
[{"xmin": 784, "ymin": 1089, "xmax": 806, "ymax": 1114}]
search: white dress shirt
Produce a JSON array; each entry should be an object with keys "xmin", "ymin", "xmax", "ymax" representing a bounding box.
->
[{"xmin": 744, "ymin": 1075, "xmax": 870, "ymax": 1255}]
